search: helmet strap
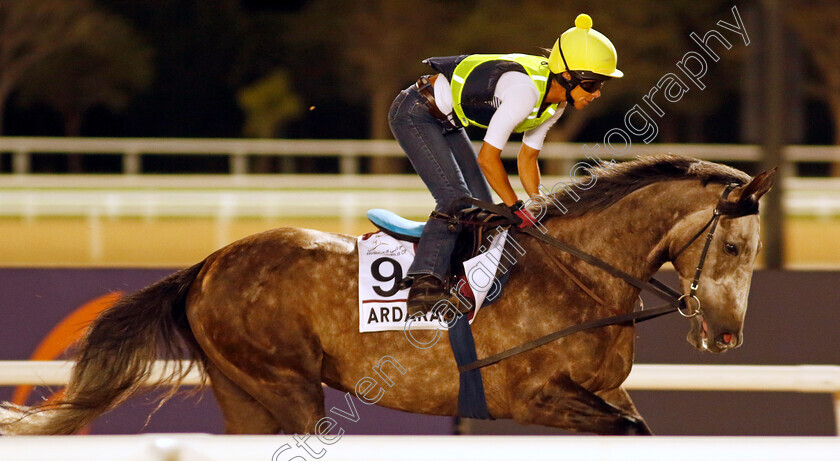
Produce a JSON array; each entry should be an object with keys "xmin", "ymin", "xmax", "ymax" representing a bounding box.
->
[
  {"xmin": 553, "ymin": 74, "xmax": 578, "ymax": 106},
  {"xmin": 556, "ymin": 45, "xmax": 580, "ymax": 106}
]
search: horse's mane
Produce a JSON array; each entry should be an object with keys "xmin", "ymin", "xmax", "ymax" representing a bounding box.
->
[{"xmin": 543, "ymin": 154, "xmax": 751, "ymax": 218}]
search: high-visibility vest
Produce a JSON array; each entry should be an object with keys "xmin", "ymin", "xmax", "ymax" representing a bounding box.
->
[{"xmin": 448, "ymin": 54, "xmax": 560, "ymax": 132}]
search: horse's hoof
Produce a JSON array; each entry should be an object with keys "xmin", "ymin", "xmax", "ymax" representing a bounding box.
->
[{"xmin": 619, "ymin": 416, "xmax": 653, "ymax": 435}]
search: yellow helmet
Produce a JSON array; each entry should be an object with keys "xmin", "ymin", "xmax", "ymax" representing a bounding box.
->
[{"xmin": 548, "ymin": 14, "xmax": 623, "ymax": 79}]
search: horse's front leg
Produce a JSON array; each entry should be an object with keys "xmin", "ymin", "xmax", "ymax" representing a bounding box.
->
[
  {"xmin": 595, "ymin": 386, "xmax": 653, "ymax": 435},
  {"xmin": 511, "ymin": 373, "xmax": 651, "ymax": 435}
]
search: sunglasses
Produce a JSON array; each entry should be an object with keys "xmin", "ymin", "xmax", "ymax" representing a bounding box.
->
[{"xmin": 578, "ymin": 80, "xmax": 604, "ymax": 93}]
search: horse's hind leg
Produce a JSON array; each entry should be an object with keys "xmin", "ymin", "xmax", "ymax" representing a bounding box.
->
[
  {"xmin": 248, "ymin": 371, "xmax": 326, "ymax": 434},
  {"xmin": 188, "ymin": 289, "xmax": 327, "ymax": 432},
  {"xmin": 203, "ymin": 354, "xmax": 325, "ymax": 434},
  {"xmin": 206, "ymin": 363, "xmax": 281, "ymax": 434},
  {"xmin": 512, "ymin": 373, "xmax": 651, "ymax": 435}
]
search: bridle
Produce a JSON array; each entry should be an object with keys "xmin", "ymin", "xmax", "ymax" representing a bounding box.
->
[
  {"xmin": 670, "ymin": 183, "xmax": 737, "ymax": 318},
  {"xmin": 453, "ymin": 184, "xmax": 744, "ymax": 372}
]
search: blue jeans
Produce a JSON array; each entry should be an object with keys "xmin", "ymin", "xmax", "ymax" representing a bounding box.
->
[{"xmin": 388, "ymin": 84, "xmax": 492, "ymax": 281}]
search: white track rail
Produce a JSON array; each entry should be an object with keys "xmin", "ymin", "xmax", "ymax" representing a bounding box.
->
[
  {"xmin": 0, "ymin": 434, "xmax": 839, "ymax": 461},
  {"xmin": 3, "ymin": 136, "xmax": 840, "ymax": 174},
  {"xmin": 2, "ymin": 176, "xmax": 839, "ymax": 218},
  {"xmin": 2, "ymin": 362, "xmax": 839, "ymax": 435}
]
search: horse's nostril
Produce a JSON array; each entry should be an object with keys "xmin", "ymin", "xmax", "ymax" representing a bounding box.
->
[{"xmin": 715, "ymin": 332, "xmax": 736, "ymax": 348}]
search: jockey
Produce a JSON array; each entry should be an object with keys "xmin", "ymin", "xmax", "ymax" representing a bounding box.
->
[{"xmin": 389, "ymin": 14, "xmax": 623, "ymax": 317}]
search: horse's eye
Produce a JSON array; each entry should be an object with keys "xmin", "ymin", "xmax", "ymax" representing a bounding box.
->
[{"xmin": 724, "ymin": 242, "xmax": 739, "ymax": 256}]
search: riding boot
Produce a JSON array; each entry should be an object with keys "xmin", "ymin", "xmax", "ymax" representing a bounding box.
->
[{"xmin": 406, "ymin": 274, "xmax": 449, "ymax": 317}]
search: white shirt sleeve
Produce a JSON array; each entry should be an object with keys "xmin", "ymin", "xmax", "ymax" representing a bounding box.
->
[
  {"xmin": 482, "ymin": 72, "xmax": 540, "ymax": 150},
  {"xmin": 432, "ymin": 74, "xmax": 453, "ymax": 115},
  {"xmin": 521, "ymin": 105, "xmax": 565, "ymax": 150}
]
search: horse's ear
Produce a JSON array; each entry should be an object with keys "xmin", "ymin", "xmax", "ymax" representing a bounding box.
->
[
  {"xmin": 739, "ymin": 167, "xmax": 777, "ymax": 202},
  {"xmin": 719, "ymin": 168, "xmax": 777, "ymax": 216}
]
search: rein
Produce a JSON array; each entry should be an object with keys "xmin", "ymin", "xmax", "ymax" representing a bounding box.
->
[{"xmin": 455, "ymin": 186, "xmax": 738, "ymax": 373}]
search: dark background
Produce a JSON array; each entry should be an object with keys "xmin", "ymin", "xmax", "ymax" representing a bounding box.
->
[
  {"xmin": 1, "ymin": 268, "xmax": 837, "ymax": 435},
  {"xmin": 2, "ymin": 1, "xmax": 837, "ymax": 166}
]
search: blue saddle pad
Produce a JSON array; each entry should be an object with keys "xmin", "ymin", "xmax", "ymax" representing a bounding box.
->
[{"xmin": 366, "ymin": 209, "xmax": 425, "ymax": 242}]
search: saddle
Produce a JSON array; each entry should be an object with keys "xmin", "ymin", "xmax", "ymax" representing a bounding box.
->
[{"xmin": 367, "ymin": 205, "xmax": 516, "ymax": 313}]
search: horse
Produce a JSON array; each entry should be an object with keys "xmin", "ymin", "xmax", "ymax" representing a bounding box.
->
[{"xmin": 0, "ymin": 155, "xmax": 775, "ymax": 436}]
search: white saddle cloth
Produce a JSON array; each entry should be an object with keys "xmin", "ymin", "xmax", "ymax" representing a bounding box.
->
[{"xmin": 357, "ymin": 230, "xmax": 508, "ymax": 333}]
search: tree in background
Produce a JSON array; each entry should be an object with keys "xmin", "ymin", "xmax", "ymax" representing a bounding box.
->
[
  {"xmin": 238, "ymin": 69, "xmax": 302, "ymax": 138},
  {"xmin": 15, "ymin": 16, "xmax": 152, "ymax": 138},
  {"xmin": 4, "ymin": 1, "xmax": 810, "ymax": 153},
  {"xmin": 594, "ymin": 0, "xmax": 743, "ymax": 143},
  {"xmin": 788, "ymin": 0, "xmax": 840, "ymax": 173},
  {"xmin": 289, "ymin": 0, "xmax": 451, "ymax": 140},
  {"xmin": 0, "ymin": 0, "xmax": 151, "ymax": 140},
  {"xmin": 0, "ymin": 0, "xmax": 95, "ymax": 133},
  {"xmin": 238, "ymin": 68, "xmax": 303, "ymax": 173},
  {"xmin": 285, "ymin": 0, "xmax": 456, "ymax": 172},
  {"xmin": 97, "ymin": 0, "xmax": 248, "ymax": 138}
]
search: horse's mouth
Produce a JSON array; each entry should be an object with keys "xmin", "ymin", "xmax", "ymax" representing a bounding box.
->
[
  {"xmin": 687, "ymin": 316, "xmax": 740, "ymax": 353},
  {"xmin": 697, "ymin": 316, "xmax": 713, "ymax": 351}
]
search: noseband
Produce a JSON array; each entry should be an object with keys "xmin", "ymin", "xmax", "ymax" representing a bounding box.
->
[{"xmin": 454, "ymin": 184, "xmax": 747, "ymax": 373}]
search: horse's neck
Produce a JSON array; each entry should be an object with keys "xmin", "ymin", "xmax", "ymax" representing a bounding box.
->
[{"xmin": 536, "ymin": 181, "xmax": 719, "ymax": 306}]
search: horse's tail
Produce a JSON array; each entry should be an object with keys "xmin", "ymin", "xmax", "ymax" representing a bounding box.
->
[{"xmin": 0, "ymin": 262, "xmax": 207, "ymax": 435}]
